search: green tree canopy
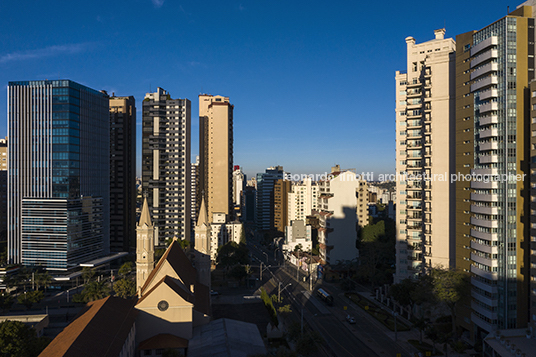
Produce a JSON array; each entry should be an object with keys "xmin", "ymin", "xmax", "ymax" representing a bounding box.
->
[
  {"xmin": 17, "ymin": 290, "xmax": 43, "ymax": 310},
  {"xmin": 118, "ymin": 262, "xmax": 134, "ymax": 278},
  {"xmin": 216, "ymin": 242, "xmax": 249, "ymax": 269},
  {"xmin": 113, "ymin": 278, "xmax": 136, "ymax": 298},
  {"xmin": 0, "ymin": 320, "xmax": 49, "ymax": 357},
  {"xmin": 431, "ymin": 268, "xmax": 470, "ymax": 342}
]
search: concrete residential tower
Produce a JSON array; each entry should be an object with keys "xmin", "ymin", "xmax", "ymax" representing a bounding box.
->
[
  {"xmin": 456, "ymin": 5, "xmax": 534, "ymax": 338},
  {"xmin": 142, "ymin": 88, "xmax": 191, "ymax": 245},
  {"xmin": 109, "ymin": 95, "xmax": 136, "ymax": 252},
  {"xmin": 394, "ymin": 30, "xmax": 456, "ymax": 283},
  {"xmin": 198, "ymin": 94, "xmax": 233, "ymax": 223}
]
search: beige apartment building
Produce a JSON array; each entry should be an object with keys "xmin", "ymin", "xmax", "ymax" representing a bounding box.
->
[
  {"xmin": 394, "ymin": 29, "xmax": 456, "ymax": 283},
  {"xmin": 288, "ymin": 177, "xmax": 318, "ymax": 224},
  {"xmin": 198, "ymin": 94, "xmax": 234, "ymax": 223}
]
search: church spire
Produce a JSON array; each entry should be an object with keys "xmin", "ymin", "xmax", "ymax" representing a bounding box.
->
[
  {"xmin": 196, "ymin": 194, "xmax": 208, "ymax": 228},
  {"xmin": 139, "ymin": 196, "xmax": 152, "ymax": 227}
]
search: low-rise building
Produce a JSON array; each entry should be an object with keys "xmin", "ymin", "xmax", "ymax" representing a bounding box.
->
[{"xmin": 283, "ymin": 220, "xmax": 312, "ymax": 253}]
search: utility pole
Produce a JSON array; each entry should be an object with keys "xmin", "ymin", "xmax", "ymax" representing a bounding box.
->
[
  {"xmin": 260, "ymin": 262, "xmax": 263, "ymax": 281},
  {"xmin": 278, "ymin": 282, "xmax": 281, "ymax": 302}
]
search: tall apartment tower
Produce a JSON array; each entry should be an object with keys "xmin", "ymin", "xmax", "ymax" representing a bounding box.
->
[
  {"xmin": 198, "ymin": 94, "xmax": 233, "ymax": 223},
  {"xmin": 191, "ymin": 156, "xmax": 199, "ymax": 238},
  {"xmin": 315, "ymin": 170, "xmax": 363, "ymax": 264},
  {"xmin": 394, "ymin": 30, "xmax": 456, "ymax": 283},
  {"xmin": 288, "ymin": 178, "xmax": 318, "ymax": 224},
  {"xmin": 455, "ymin": 5, "xmax": 534, "ymax": 338},
  {"xmin": 255, "ymin": 166, "xmax": 285, "ymax": 231},
  {"xmin": 0, "ymin": 138, "xmax": 7, "ymax": 240},
  {"xmin": 142, "ymin": 88, "xmax": 191, "ymax": 245},
  {"xmin": 274, "ymin": 179, "xmax": 292, "ymax": 234},
  {"xmin": 109, "ymin": 95, "xmax": 136, "ymax": 252},
  {"xmin": 8, "ymin": 80, "xmax": 109, "ymax": 269}
]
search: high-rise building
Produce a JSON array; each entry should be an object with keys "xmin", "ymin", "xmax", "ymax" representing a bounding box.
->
[
  {"xmin": 191, "ymin": 156, "xmax": 199, "ymax": 237},
  {"xmin": 0, "ymin": 138, "xmax": 7, "ymax": 240},
  {"xmin": 456, "ymin": 5, "xmax": 534, "ymax": 338},
  {"xmin": 198, "ymin": 94, "xmax": 233, "ymax": 223},
  {"xmin": 232, "ymin": 165, "xmax": 245, "ymax": 219},
  {"xmin": 8, "ymin": 80, "xmax": 109, "ymax": 269},
  {"xmin": 274, "ymin": 179, "xmax": 292, "ymax": 234},
  {"xmin": 109, "ymin": 95, "xmax": 136, "ymax": 253},
  {"xmin": 394, "ymin": 29, "xmax": 456, "ymax": 283},
  {"xmin": 141, "ymin": 88, "xmax": 191, "ymax": 245},
  {"xmin": 255, "ymin": 166, "xmax": 285, "ymax": 231},
  {"xmin": 315, "ymin": 169, "xmax": 365, "ymax": 264},
  {"xmin": 288, "ymin": 178, "xmax": 318, "ymax": 224}
]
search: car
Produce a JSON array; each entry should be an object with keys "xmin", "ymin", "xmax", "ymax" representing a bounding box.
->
[
  {"xmin": 346, "ymin": 315, "xmax": 356, "ymax": 324},
  {"xmin": 210, "ymin": 290, "xmax": 219, "ymax": 296}
]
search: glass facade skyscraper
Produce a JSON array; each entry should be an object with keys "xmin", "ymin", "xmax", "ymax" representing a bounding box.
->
[{"xmin": 8, "ymin": 80, "xmax": 109, "ymax": 270}]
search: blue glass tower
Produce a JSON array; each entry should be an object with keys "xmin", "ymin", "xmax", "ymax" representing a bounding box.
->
[{"xmin": 8, "ymin": 80, "xmax": 109, "ymax": 270}]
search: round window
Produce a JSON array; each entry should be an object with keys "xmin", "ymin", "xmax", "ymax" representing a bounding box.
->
[{"xmin": 157, "ymin": 300, "xmax": 169, "ymax": 311}]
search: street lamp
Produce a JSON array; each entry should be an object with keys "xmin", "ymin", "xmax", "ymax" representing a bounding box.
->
[
  {"xmin": 274, "ymin": 248, "xmax": 280, "ymax": 262},
  {"xmin": 278, "ymin": 282, "xmax": 292, "ymax": 302},
  {"xmin": 262, "ymin": 252, "xmax": 268, "ymax": 262},
  {"xmin": 393, "ymin": 311, "xmax": 398, "ymax": 341}
]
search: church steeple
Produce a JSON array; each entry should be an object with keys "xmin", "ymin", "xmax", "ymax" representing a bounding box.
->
[
  {"xmin": 194, "ymin": 195, "xmax": 210, "ymax": 254},
  {"xmin": 136, "ymin": 197, "xmax": 155, "ymax": 297}
]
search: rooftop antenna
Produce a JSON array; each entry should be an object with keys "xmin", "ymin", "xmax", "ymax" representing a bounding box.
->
[{"xmin": 507, "ymin": 6, "xmax": 509, "ymax": 14}]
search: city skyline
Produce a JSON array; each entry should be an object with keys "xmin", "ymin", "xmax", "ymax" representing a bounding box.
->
[{"xmin": 0, "ymin": 0, "xmax": 514, "ymax": 178}]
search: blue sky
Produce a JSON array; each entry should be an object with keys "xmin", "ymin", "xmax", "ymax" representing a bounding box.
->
[{"xmin": 0, "ymin": 0, "xmax": 516, "ymax": 178}]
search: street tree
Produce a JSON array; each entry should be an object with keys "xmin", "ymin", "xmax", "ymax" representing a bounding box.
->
[
  {"xmin": 113, "ymin": 278, "xmax": 136, "ymax": 298},
  {"xmin": 118, "ymin": 262, "xmax": 134, "ymax": 278},
  {"xmin": 431, "ymin": 267, "xmax": 470, "ymax": 342},
  {"xmin": 0, "ymin": 320, "xmax": 50, "ymax": 356},
  {"xmin": 82, "ymin": 267, "xmax": 95, "ymax": 284},
  {"xmin": 17, "ymin": 290, "xmax": 43, "ymax": 310}
]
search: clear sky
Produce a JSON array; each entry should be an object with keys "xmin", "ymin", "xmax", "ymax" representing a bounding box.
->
[{"xmin": 0, "ymin": 0, "xmax": 517, "ymax": 179}]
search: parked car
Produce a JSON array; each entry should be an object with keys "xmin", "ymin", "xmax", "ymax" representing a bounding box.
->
[
  {"xmin": 345, "ymin": 315, "xmax": 356, "ymax": 324},
  {"xmin": 210, "ymin": 290, "xmax": 219, "ymax": 296}
]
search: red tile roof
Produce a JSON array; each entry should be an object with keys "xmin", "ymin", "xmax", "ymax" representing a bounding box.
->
[{"xmin": 39, "ymin": 296, "xmax": 138, "ymax": 357}]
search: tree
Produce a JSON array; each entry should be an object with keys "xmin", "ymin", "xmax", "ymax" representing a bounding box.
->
[
  {"xmin": 295, "ymin": 330, "xmax": 324, "ymax": 356},
  {"xmin": 229, "ymin": 265, "xmax": 247, "ymax": 284},
  {"xmin": 74, "ymin": 281, "xmax": 109, "ymax": 303},
  {"xmin": 34, "ymin": 272, "xmax": 52, "ymax": 291},
  {"xmin": 240, "ymin": 227, "xmax": 246, "ymax": 245},
  {"xmin": 0, "ymin": 320, "xmax": 49, "ymax": 357},
  {"xmin": 0, "ymin": 292, "xmax": 13, "ymax": 312},
  {"xmin": 17, "ymin": 290, "xmax": 43, "ymax": 310},
  {"xmin": 389, "ymin": 276, "xmax": 434, "ymax": 344},
  {"xmin": 431, "ymin": 268, "xmax": 470, "ymax": 342},
  {"xmin": 340, "ymin": 277, "xmax": 356, "ymax": 292},
  {"xmin": 216, "ymin": 242, "xmax": 249, "ymax": 269},
  {"xmin": 118, "ymin": 262, "xmax": 134, "ymax": 278},
  {"xmin": 277, "ymin": 304, "xmax": 292, "ymax": 315},
  {"xmin": 82, "ymin": 267, "xmax": 95, "ymax": 285},
  {"xmin": 293, "ymin": 244, "xmax": 303, "ymax": 253},
  {"xmin": 113, "ymin": 278, "xmax": 136, "ymax": 298}
]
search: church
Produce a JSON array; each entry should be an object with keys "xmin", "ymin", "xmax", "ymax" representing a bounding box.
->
[{"xmin": 39, "ymin": 197, "xmax": 265, "ymax": 357}]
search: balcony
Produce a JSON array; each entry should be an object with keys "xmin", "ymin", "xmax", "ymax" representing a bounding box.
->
[
  {"xmin": 478, "ymin": 101, "xmax": 498, "ymax": 114},
  {"xmin": 471, "ymin": 192, "xmax": 498, "ymax": 202},
  {"xmin": 470, "ymin": 62, "xmax": 499, "ymax": 81},
  {"xmin": 470, "ymin": 229, "xmax": 497, "ymax": 241},
  {"xmin": 471, "ymin": 204, "xmax": 498, "ymax": 215},
  {"xmin": 479, "ymin": 155, "xmax": 498, "ymax": 164},
  {"xmin": 479, "ymin": 128, "xmax": 498, "ymax": 139},
  {"xmin": 471, "ymin": 264, "xmax": 497, "ymax": 281},
  {"xmin": 471, "ymin": 301, "xmax": 498, "ymax": 321},
  {"xmin": 471, "ymin": 49, "xmax": 499, "ymax": 68},
  {"xmin": 479, "ymin": 89, "xmax": 498, "ymax": 101},
  {"xmin": 471, "ymin": 277, "xmax": 498, "ymax": 294},
  {"xmin": 471, "ymin": 75, "xmax": 498, "ymax": 92},
  {"xmin": 471, "ymin": 313, "xmax": 495, "ymax": 334},
  {"xmin": 470, "ymin": 36, "xmax": 498, "ymax": 56},
  {"xmin": 472, "ymin": 168, "xmax": 498, "ymax": 176},
  {"xmin": 478, "ymin": 140, "xmax": 498, "ymax": 151},
  {"xmin": 471, "ymin": 240, "xmax": 498, "ymax": 255},
  {"xmin": 471, "ymin": 217, "xmax": 498, "ymax": 229},
  {"xmin": 471, "ymin": 180, "xmax": 498, "ymax": 190},
  {"xmin": 471, "ymin": 252, "xmax": 497, "ymax": 267}
]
